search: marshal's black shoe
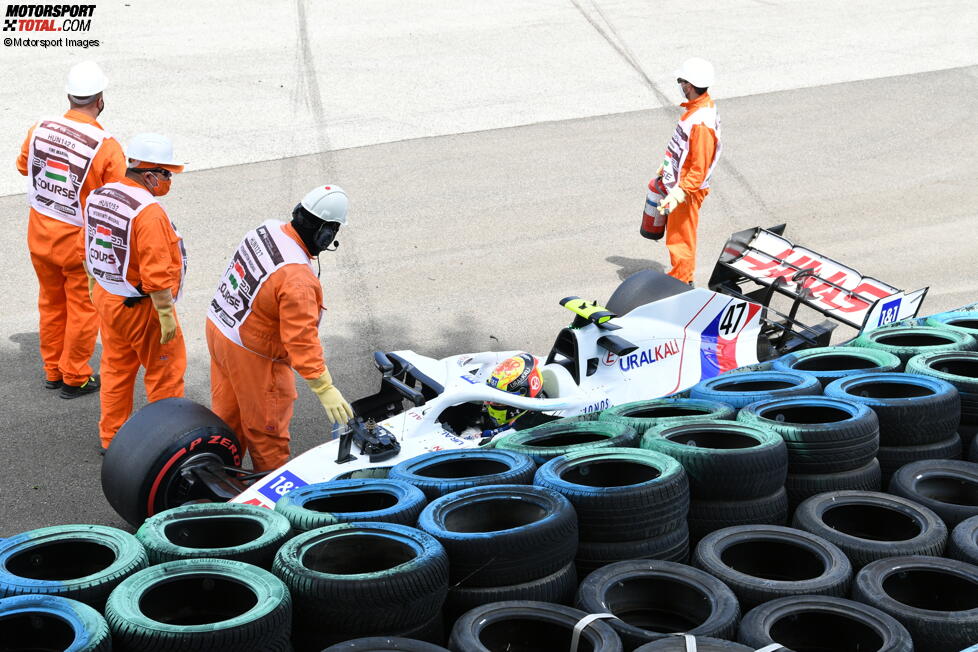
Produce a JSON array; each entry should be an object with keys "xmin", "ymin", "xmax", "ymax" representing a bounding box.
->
[
  {"xmin": 44, "ymin": 378, "xmax": 63, "ymax": 390},
  {"xmin": 60, "ymin": 375, "xmax": 100, "ymax": 400}
]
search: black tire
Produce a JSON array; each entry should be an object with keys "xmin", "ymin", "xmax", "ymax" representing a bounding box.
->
[
  {"xmin": 633, "ymin": 638, "xmax": 753, "ymax": 651},
  {"xmin": 690, "ymin": 370, "xmax": 822, "ymax": 409},
  {"xmin": 784, "ymin": 458, "xmax": 882, "ymax": 509},
  {"xmin": 737, "ymin": 395, "xmax": 880, "ymax": 474},
  {"xmin": 692, "ymin": 524, "xmax": 852, "ymax": 610},
  {"xmin": 606, "ymin": 268, "xmax": 692, "ymax": 316},
  {"xmin": 491, "ymin": 421, "xmax": 638, "ymax": 465},
  {"xmin": 888, "ymin": 459, "xmax": 978, "ymax": 527},
  {"xmin": 273, "ymin": 521, "xmax": 448, "ymax": 639},
  {"xmin": 823, "ymin": 372, "xmax": 961, "ymax": 446},
  {"xmin": 323, "ymin": 637, "xmax": 449, "ymax": 651},
  {"xmin": 964, "ymin": 423, "xmax": 978, "ymax": 452},
  {"xmin": 417, "ymin": 484, "xmax": 577, "ymax": 587},
  {"xmin": 791, "ymin": 490, "xmax": 947, "ymax": 569},
  {"xmin": 971, "ymin": 431, "xmax": 978, "ymax": 462},
  {"xmin": 949, "ymin": 515, "xmax": 978, "ymax": 566},
  {"xmin": 388, "ymin": 449, "xmax": 535, "ymax": 501},
  {"xmin": 597, "ymin": 398, "xmax": 735, "ymax": 434},
  {"xmin": 877, "ymin": 432, "xmax": 963, "ymax": 481},
  {"xmin": 274, "ymin": 479, "xmax": 427, "ymax": 532},
  {"xmin": 575, "ymin": 526, "xmax": 690, "ymax": 578},
  {"xmin": 687, "ymin": 489, "xmax": 788, "ymax": 544},
  {"xmin": 0, "ymin": 524, "xmax": 148, "ymax": 612},
  {"xmin": 737, "ymin": 595, "xmax": 912, "ymax": 652},
  {"xmin": 135, "ymin": 502, "xmax": 292, "ymax": 569},
  {"xmin": 853, "ymin": 324, "xmax": 978, "ymax": 366},
  {"xmin": 443, "ymin": 561, "xmax": 577, "ymax": 624},
  {"xmin": 533, "ymin": 448, "xmax": 689, "ymax": 541},
  {"xmin": 641, "ymin": 421, "xmax": 787, "ymax": 500},
  {"xmin": 0, "ymin": 594, "xmax": 111, "ymax": 652},
  {"xmin": 101, "ymin": 398, "xmax": 242, "ymax": 526},
  {"xmin": 925, "ymin": 310, "xmax": 978, "ymax": 338},
  {"xmin": 105, "ymin": 558, "xmax": 291, "ymax": 652},
  {"xmin": 447, "ymin": 600, "xmax": 622, "ymax": 652},
  {"xmin": 773, "ymin": 345, "xmax": 903, "ymax": 386},
  {"xmin": 575, "ymin": 559, "xmax": 740, "ymax": 648},
  {"xmin": 852, "ymin": 555, "xmax": 978, "ymax": 652},
  {"xmin": 331, "ymin": 467, "xmax": 392, "ymax": 481},
  {"xmin": 906, "ymin": 350, "xmax": 978, "ymax": 425}
]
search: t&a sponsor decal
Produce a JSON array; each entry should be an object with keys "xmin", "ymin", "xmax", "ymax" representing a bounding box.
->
[
  {"xmin": 618, "ymin": 339, "xmax": 680, "ymax": 372},
  {"xmin": 257, "ymin": 469, "xmax": 308, "ymax": 503}
]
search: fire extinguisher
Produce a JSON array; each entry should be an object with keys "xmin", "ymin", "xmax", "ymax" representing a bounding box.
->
[{"xmin": 640, "ymin": 177, "xmax": 669, "ymax": 240}]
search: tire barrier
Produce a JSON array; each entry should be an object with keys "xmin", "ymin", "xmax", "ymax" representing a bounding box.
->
[
  {"xmin": 692, "ymin": 524, "xmax": 852, "ymax": 610},
  {"xmin": 736, "ymin": 595, "xmax": 912, "ymax": 652},
  {"xmin": 772, "ymin": 345, "xmax": 902, "ymax": 387},
  {"xmin": 447, "ymin": 601, "xmax": 622, "ymax": 652},
  {"xmin": 105, "ymin": 558, "xmax": 291, "ymax": 652},
  {"xmin": 641, "ymin": 422, "xmax": 786, "ymax": 500},
  {"xmin": 331, "ymin": 467, "xmax": 393, "ymax": 481},
  {"xmin": 135, "ymin": 502, "xmax": 292, "ymax": 569},
  {"xmin": 687, "ymin": 488, "xmax": 789, "ymax": 545},
  {"xmin": 575, "ymin": 527, "xmax": 690, "ymax": 578},
  {"xmin": 949, "ymin": 515, "xmax": 978, "ymax": 566},
  {"xmin": 0, "ymin": 524, "xmax": 148, "ymax": 612},
  {"xmin": 0, "ymin": 594, "xmax": 111, "ymax": 652},
  {"xmin": 323, "ymin": 637, "xmax": 449, "ymax": 651},
  {"xmin": 876, "ymin": 432, "xmax": 963, "ymax": 483},
  {"xmin": 971, "ymin": 432, "xmax": 978, "ymax": 462},
  {"xmin": 388, "ymin": 449, "xmax": 536, "ymax": 501},
  {"xmin": 791, "ymin": 490, "xmax": 947, "ymax": 569},
  {"xmin": 907, "ymin": 350, "xmax": 978, "ymax": 442},
  {"xmin": 823, "ymin": 372, "xmax": 960, "ymax": 447},
  {"xmin": 575, "ymin": 559, "xmax": 740, "ymax": 649},
  {"xmin": 784, "ymin": 459, "xmax": 882, "ymax": 510},
  {"xmin": 925, "ymin": 310, "xmax": 978, "ymax": 339},
  {"xmin": 633, "ymin": 638, "xmax": 754, "ymax": 651},
  {"xmin": 888, "ymin": 459, "xmax": 978, "ymax": 527},
  {"xmin": 689, "ymin": 370, "xmax": 821, "ymax": 409},
  {"xmin": 491, "ymin": 421, "xmax": 638, "ymax": 465},
  {"xmin": 273, "ymin": 521, "xmax": 448, "ymax": 650},
  {"xmin": 597, "ymin": 398, "xmax": 735, "ymax": 433},
  {"xmin": 852, "ymin": 324, "xmax": 978, "ymax": 367},
  {"xmin": 274, "ymin": 479, "xmax": 427, "ymax": 532},
  {"xmin": 443, "ymin": 561, "xmax": 577, "ymax": 624},
  {"xmin": 852, "ymin": 555, "xmax": 978, "ymax": 652}
]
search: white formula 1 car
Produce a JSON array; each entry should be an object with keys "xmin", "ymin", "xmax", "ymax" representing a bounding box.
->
[{"xmin": 101, "ymin": 225, "xmax": 928, "ymax": 525}]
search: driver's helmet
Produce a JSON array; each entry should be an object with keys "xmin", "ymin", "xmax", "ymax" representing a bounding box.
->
[{"xmin": 484, "ymin": 353, "xmax": 544, "ymax": 426}]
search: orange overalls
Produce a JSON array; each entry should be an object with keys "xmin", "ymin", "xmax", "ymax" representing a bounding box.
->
[
  {"xmin": 206, "ymin": 223, "xmax": 326, "ymax": 471},
  {"xmin": 82, "ymin": 177, "xmax": 187, "ymax": 448},
  {"xmin": 16, "ymin": 110, "xmax": 126, "ymax": 386},
  {"xmin": 659, "ymin": 92, "xmax": 721, "ymax": 284}
]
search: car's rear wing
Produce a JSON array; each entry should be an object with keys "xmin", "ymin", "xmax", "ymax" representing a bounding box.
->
[{"xmin": 709, "ymin": 225, "xmax": 928, "ymax": 333}]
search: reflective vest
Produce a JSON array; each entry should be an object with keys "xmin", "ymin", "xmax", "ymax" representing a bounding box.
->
[
  {"xmin": 661, "ymin": 100, "xmax": 722, "ymax": 191},
  {"xmin": 84, "ymin": 182, "xmax": 187, "ymax": 300},
  {"xmin": 207, "ymin": 220, "xmax": 314, "ymax": 355},
  {"xmin": 27, "ymin": 117, "xmax": 110, "ymax": 226}
]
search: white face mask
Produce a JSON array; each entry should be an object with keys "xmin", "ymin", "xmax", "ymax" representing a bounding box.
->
[{"xmin": 678, "ymin": 83, "xmax": 687, "ymax": 99}]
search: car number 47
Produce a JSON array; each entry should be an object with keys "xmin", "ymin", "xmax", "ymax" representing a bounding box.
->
[{"xmin": 719, "ymin": 302, "xmax": 747, "ymax": 336}]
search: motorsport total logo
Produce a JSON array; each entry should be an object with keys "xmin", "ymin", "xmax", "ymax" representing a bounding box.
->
[{"xmin": 3, "ymin": 4, "xmax": 95, "ymax": 32}]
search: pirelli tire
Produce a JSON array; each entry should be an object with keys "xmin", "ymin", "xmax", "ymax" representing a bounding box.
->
[
  {"xmin": 948, "ymin": 515, "xmax": 978, "ymax": 566},
  {"xmin": 575, "ymin": 559, "xmax": 740, "ymax": 648},
  {"xmin": 876, "ymin": 432, "xmax": 963, "ymax": 482},
  {"xmin": 0, "ymin": 525, "xmax": 148, "ymax": 612},
  {"xmin": 323, "ymin": 638, "xmax": 449, "ymax": 651},
  {"xmin": 442, "ymin": 561, "xmax": 577, "ymax": 624},
  {"xmin": 692, "ymin": 524, "xmax": 853, "ymax": 610},
  {"xmin": 575, "ymin": 526, "xmax": 691, "ymax": 577},
  {"xmin": 689, "ymin": 370, "xmax": 821, "ymax": 409},
  {"xmin": 784, "ymin": 458, "xmax": 882, "ymax": 509},
  {"xmin": 0, "ymin": 594, "xmax": 111, "ymax": 652},
  {"xmin": 597, "ymin": 398, "xmax": 736, "ymax": 434},
  {"xmin": 906, "ymin": 350, "xmax": 978, "ymax": 426},
  {"xmin": 388, "ymin": 449, "xmax": 536, "ymax": 501},
  {"xmin": 641, "ymin": 421, "xmax": 787, "ymax": 500},
  {"xmin": 852, "ymin": 555, "xmax": 978, "ymax": 652},
  {"xmin": 791, "ymin": 490, "xmax": 948, "ymax": 569},
  {"xmin": 105, "ymin": 558, "xmax": 291, "ymax": 652},
  {"xmin": 491, "ymin": 421, "xmax": 638, "ymax": 465},
  {"xmin": 273, "ymin": 479, "xmax": 427, "ymax": 532},
  {"xmin": 772, "ymin": 345, "xmax": 903, "ymax": 387},
  {"xmin": 101, "ymin": 397, "xmax": 243, "ymax": 527},
  {"xmin": 851, "ymin": 325, "xmax": 978, "ymax": 367},
  {"xmin": 823, "ymin": 372, "xmax": 961, "ymax": 447},
  {"xmin": 687, "ymin": 488, "xmax": 789, "ymax": 544},
  {"xmin": 417, "ymin": 484, "xmax": 577, "ymax": 587},
  {"xmin": 736, "ymin": 595, "xmax": 912, "ymax": 652},
  {"xmin": 633, "ymin": 638, "xmax": 753, "ymax": 652},
  {"xmin": 447, "ymin": 600, "xmax": 623, "ymax": 652},
  {"xmin": 888, "ymin": 459, "xmax": 978, "ymax": 527},
  {"xmin": 736, "ymin": 395, "xmax": 880, "ymax": 474},
  {"xmin": 532, "ymin": 448, "xmax": 689, "ymax": 542}
]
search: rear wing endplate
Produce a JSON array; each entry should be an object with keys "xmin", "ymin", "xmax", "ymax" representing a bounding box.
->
[{"xmin": 709, "ymin": 225, "xmax": 928, "ymax": 332}]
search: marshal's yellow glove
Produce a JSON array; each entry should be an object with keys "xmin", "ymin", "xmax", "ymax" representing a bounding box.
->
[
  {"xmin": 657, "ymin": 185, "xmax": 686, "ymax": 215},
  {"xmin": 87, "ymin": 273, "xmax": 96, "ymax": 304},
  {"xmin": 307, "ymin": 369, "xmax": 354, "ymax": 425},
  {"xmin": 149, "ymin": 289, "xmax": 178, "ymax": 345}
]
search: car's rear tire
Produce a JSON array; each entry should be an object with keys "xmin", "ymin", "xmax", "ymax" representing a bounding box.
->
[{"xmin": 101, "ymin": 398, "xmax": 242, "ymax": 527}]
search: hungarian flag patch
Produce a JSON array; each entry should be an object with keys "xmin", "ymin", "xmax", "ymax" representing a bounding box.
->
[{"xmin": 44, "ymin": 159, "xmax": 69, "ymax": 183}]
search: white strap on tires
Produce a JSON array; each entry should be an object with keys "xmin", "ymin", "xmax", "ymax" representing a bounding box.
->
[
  {"xmin": 754, "ymin": 645, "xmax": 786, "ymax": 652},
  {"xmin": 570, "ymin": 612, "xmax": 617, "ymax": 652}
]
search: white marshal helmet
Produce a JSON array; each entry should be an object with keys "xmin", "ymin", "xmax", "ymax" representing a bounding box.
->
[
  {"xmin": 65, "ymin": 60, "xmax": 108, "ymax": 98},
  {"xmin": 301, "ymin": 185, "xmax": 348, "ymax": 225},
  {"xmin": 675, "ymin": 57, "xmax": 715, "ymax": 89},
  {"xmin": 126, "ymin": 133, "xmax": 185, "ymax": 173}
]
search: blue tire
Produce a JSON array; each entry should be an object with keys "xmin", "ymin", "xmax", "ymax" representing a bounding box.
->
[
  {"xmin": 690, "ymin": 370, "xmax": 821, "ymax": 409},
  {"xmin": 388, "ymin": 449, "xmax": 536, "ymax": 501},
  {"xmin": 925, "ymin": 311, "xmax": 978, "ymax": 339},
  {"xmin": 274, "ymin": 479, "xmax": 426, "ymax": 532},
  {"xmin": 0, "ymin": 594, "xmax": 110, "ymax": 651}
]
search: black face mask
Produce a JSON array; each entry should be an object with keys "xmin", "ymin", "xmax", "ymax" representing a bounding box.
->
[{"xmin": 291, "ymin": 204, "xmax": 340, "ymax": 256}]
